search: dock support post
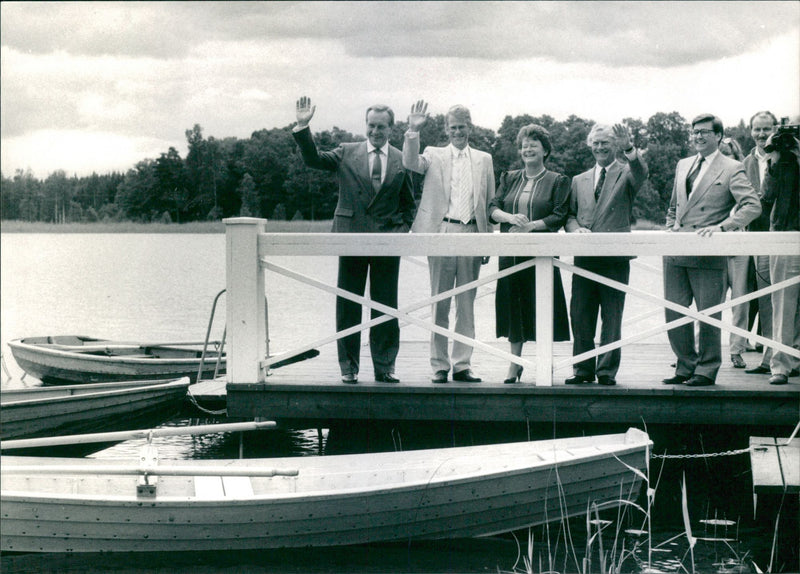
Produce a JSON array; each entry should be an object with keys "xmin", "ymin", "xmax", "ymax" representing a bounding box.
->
[
  {"xmin": 225, "ymin": 217, "xmax": 267, "ymax": 384},
  {"xmin": 535, "ymin": 256, "xmax": 554, "ymax": 386}
]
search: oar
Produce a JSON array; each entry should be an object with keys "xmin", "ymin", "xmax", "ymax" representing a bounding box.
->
[
  {"xmin": 1, "ymin": 420, "xmax": 277, "ymax": 451},
  {"xmin": 1, "ymin": 464, "xmax": 298, "ymax": 477}
]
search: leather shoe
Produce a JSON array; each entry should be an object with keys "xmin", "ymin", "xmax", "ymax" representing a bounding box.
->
[
  {"xmin": 598, "ymin": 375, "xmax": 616, "ymax": 386},
  {"xmin": 745, "ymin": 365, "xmax": 770, "ymax": 375},
  {"xmin": 431, "ymin": 370, "xmax": 448, "ymax": 384},
  {"xmin": 375, "ymin": 372, "xmax": 399, "ymax": 383},
  {"xmin": 662, "ymin": 374, "xmax": 690, "ymax": 385},
  {"xmin": 685, "ymin": 375, "xmax": 715, "ymax": 387},
  {"xmin": 730, "ymin": 354, "xmax": 746, "ymax": 369},
  {"xmin": 453, "ymin": 370, "xmax": 481, "ymax": 383},
  {"xmin": 769, "ymin": 374, "xmax": 788, "ymax": 385},
  {"xmin": 341, "ymin": 374, "xmax": 358, "ymax": 384},
  {"xmin": 565, "ymin": 374, "xmax": 594, "ymax": 385}
]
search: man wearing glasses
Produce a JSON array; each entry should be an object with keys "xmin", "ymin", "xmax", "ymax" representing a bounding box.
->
[{"xmin": 662, "ymin": 114, "xmax": 761, "ymax": 387}]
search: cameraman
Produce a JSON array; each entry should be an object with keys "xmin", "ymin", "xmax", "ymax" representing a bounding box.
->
[{"xmin": 762, "ymin": 126, "xmax": 800, "ymax": 385}]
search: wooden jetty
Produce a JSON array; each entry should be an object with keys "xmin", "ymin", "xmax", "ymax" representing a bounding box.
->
[
  {"xmin": 750, "ymin": 435, "xmax": 800, "ymax": 494},
  {"xmin": 216, "ymin": 219, "xmax": 800, "ymax": 428},
  {"xmin": 190, "ymin": 341, "xmax": 799, "ymax": 426}
]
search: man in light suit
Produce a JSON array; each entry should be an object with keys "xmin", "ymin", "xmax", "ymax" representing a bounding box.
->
[
  {"xmin": 662, "ymin": 113, "xmax": 761, "ymax": 387},
  {"xmin": 742, "ymin": 111, "xmax": 778, "ymax": 375},
  {"xmin": 565, "ymin": 124, "xmax": 648, "ymax": 386},
  {"xmin": 403, "ymin": 100, "xmax": 495, "ymax": 383},
  {"xmin": 292, "ymin": 97, "xmax": 416, "ymax": 384}
]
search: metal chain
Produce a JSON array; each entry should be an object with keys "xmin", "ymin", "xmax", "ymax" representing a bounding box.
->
[
  {"xmin": 185, "ymin": 388, "xmax": 227, "ymax": 416},
  {"xmin": 651, "ymin": 447, "xmax": 753, "ymax": 459}
]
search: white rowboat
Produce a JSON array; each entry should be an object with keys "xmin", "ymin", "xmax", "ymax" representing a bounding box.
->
[
  {"xmin": 1, "ymin": 428, "xmax": 652, "ymax": 552},
  {"xmin": 0, "ymin": 378, "xmax": 191, "ymax": 442},
  {"xmin": 8, "ymin": 336, "xmax": 225, "ymax": 385}
]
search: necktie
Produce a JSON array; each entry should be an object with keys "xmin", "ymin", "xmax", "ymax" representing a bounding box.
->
[
  {"xmin": 594, "ymin": 167, "xmax": 606, "ymax": 201},
  {"xmin": 456, "ymin": 151, "xmax": 472, "ymax": 223},
  {"xmin": 686, "ymin": 156, "xmax": 704, "ymax": 196},
  {"xmin": 371, "ymin": 149, "xmax": 382, "ymax": 194}
]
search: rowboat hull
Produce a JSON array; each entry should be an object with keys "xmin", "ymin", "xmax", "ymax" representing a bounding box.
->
[
  {"xmin": 0, "ymin": 378, "xmax": 191, "ymax": 442},
  {"xmin": 1, "ymin": 428, "xmax": 651, "ymax": 552},
  {"xmin": 8, "ymin": 336, "xmax": 225, "ymax": 385}
]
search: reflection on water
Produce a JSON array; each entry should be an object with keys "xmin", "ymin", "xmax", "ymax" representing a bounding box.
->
[{"xmin": 1, "ymin": 234, "xmax": 796, "ymax": 573}]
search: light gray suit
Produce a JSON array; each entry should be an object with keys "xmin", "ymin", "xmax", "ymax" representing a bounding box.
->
[
  {"xmin": 664, "ymin": 151, "xmax": 761, "ymax": 380},
  {"xmin": 403, "ymin": 131, "xmax": 495, "ymax": 374}
]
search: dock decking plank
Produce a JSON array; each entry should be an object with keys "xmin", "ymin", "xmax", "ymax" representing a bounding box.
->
[{"xmin": 197, "ymin": 341, "xmax": 799, "ymax": 426}]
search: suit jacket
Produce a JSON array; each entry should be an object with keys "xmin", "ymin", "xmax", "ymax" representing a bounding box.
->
[
  {"xmin": 489, "ymin": 169, "xmax": 570, "ymax": 233},
  {"xmin": 665, "ymin": 152, "xmax": 761, "ymax": 268},
  {"xmin": 293, "ymin": 127, "xmax": 415, "ymax": 233},
  {"xmin": 566, "ymin": 151, "xmax": 648, "ymax": 234},
  {"xmin": 742, "ymin": 150, "xmax": 771, "ymax": 232},
  {"xmin": 402, "ymin": 132, "xmax": 495, "ymax": 233}
]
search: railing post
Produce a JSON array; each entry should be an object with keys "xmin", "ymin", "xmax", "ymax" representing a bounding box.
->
[
  {"xmin": 535, "ymin": 256, "xmax": 554, "ymax": 386},
  {"xmin": 224, "ymin": 217, "xmax": 267, "ymax": 384}
]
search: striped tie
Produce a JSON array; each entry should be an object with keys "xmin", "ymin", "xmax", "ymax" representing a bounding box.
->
[
  {"xmin": 686, "ymin": 157, "xmax": 704, "ymax": 196},
  {"xmin": 456, "ymin": 151, "xmax": 472, "ymax": 223}
]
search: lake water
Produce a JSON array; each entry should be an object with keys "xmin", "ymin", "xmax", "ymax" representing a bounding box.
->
[{"xmin": 1, "ymin": 233, "xmax": 795, "ymax": 573}]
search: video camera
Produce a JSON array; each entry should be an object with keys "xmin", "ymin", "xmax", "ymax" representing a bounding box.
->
[{"xmin": 764, "ymin": 117, "xmax": 800, "ymax": 154}]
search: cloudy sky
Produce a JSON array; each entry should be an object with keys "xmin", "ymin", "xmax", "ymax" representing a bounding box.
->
[{"xmin": 1, "ymin": 1, "xmax": 798, "ymax": 177}]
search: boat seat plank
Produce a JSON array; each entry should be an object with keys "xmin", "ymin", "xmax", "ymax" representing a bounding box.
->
[
  {"xmin": 194, "ymin": 476, "xmax": 225, "ymax": 499},
  {"xmin": 222, "ymin": 476, "xmax": 254, "ymax": 497}
]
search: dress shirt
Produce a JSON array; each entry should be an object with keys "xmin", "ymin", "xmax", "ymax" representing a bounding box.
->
[
  {"xmin": 693, "ymin": 149, "xmax": 720, "ymax": 185},
  {"xmin": 754, "ymin": 148, "xmax": 769, "ymax": 188},
  {"xmin": 367, "ymin": 141, "xmax": 389, "ymax": 185},
  {"xmin": 446, "ymin": 145, "xmax": 475, "ymax": 221},
  {"xmin": 594, "ymin": 160, "xmax": 616, "ymax": 190}
]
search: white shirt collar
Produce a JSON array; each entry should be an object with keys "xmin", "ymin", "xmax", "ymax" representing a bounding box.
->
[
  {"xmin": 449, "ymin": 144, "xmax": 470, "ymax": 158},
  {"xmin": 595, "ymin": 160, "xmax": 616, "ymax": 172},
  {"xmin": 367, "ymin": 141, "xmax": 389, "ymax": 156},
  {"xmin": 698, "ymin": 149, "xmax": 720, "ymax": 163}
]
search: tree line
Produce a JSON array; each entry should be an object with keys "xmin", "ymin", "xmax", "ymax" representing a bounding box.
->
[{"xmin": 0, "ymin": 112, "xmax": 757, "ymax": 225}]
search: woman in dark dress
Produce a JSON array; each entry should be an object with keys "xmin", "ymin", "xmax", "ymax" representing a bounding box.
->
[{"xmin": 489, "ymin": 124, "xmax": 571, "ymax": 383}]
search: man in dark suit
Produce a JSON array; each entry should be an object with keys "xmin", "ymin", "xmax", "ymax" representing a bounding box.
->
[
  {"xmin": 292, "ymin": 97, "xmax": 415, "ymax": 384},
  {"xmin": 662, "ymin": 114, "xmax": 761, "ymax": 387},
  {"xmin": 742, "ymin": 111, "xmax": 778, "ymax": 375},
  {"xmin": 565, "ymin": 124, "xmax": 648, "ymax": 386}
]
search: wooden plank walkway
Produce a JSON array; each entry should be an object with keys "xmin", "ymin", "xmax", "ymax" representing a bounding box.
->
[
  {"xmin": 188, "ymin": 341, "xmax": 800, "ymax": 426},
  {"xmin": 750, "ymin": 436, "xmax": 800, "ymax": 494}
]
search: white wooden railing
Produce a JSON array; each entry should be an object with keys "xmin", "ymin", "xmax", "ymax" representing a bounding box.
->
[{"xmin": 225, "ymin": 217, "xmax": 800, "ymax": 386}]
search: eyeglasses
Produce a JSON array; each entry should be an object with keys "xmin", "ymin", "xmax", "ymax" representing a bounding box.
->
[{"xmin": 691, "ymin": 129, "xmax": 715, "ymax": 137}]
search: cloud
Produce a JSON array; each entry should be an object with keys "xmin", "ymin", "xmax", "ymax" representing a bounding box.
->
[{"xmin": 2, "ymin": 1, "xmax": 797, "ymax": 67}]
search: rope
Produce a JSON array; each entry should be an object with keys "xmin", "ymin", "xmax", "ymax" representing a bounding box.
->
[
  {"xmin": 186, "ymin": 387, "xmax": 227, "ymax": 416},
  {"xmin": 651, "ymin": 447, "xmax": 753, "ymax": 459}
]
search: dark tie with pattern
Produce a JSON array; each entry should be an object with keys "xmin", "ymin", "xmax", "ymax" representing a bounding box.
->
[
  {"xmin": 686, "ymin": 157, "xmax": 704, "ymax": 196},
  {"xmin": 594, "ymin": 167, "xmax": 606, "ymax": 201},
  {"xmin": 371, "ymin": 149, "xmax": 382, "ymax": 194}
]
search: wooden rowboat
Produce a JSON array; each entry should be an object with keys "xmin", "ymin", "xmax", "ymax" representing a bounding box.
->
[
  {"xmin": 0, "ymin": 378, "xmax": 191, "ymax": 442},
  {"xmin": 8, "ymin": 335, "xmax": 226, "ymax": 385},
  {"xmin": 0, "ymin": 427, "xmax": 652, "ymax": 553}
]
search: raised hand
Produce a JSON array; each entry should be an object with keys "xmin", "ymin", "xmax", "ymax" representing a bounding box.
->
[
  {"xmin": 613, "ymin": 124, "xmax": 632, "ymax": 151},
  {"xmin": 407, "ymin": 100, "xmax": 429, "ymax": 132},
  {"xmin": 296, "ymin": 96, "xmax": 316, "ymax": 128}
]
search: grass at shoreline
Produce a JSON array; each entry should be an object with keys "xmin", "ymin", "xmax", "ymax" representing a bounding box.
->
[{"xmin": 0, "ymin": 220, "xmax": 333, "ymax": 234}]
